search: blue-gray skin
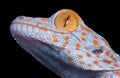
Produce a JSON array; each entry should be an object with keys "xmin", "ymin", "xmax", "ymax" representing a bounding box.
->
[{"xmin": 10, "ymin": 9, "xmax": 120, "ymax": 78}]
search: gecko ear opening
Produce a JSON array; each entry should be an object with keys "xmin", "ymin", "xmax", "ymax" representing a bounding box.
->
[
  {"xmin": 51, "ymin": 9, "xmax": 81, "ymax": 32},
  {"xmin": 92, "ymin": 49, "xmax": 103, "ymax": 54}
]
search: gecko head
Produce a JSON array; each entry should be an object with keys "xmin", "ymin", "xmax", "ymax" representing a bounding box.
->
[
  {"xmin": 49, "ymin": 9, "xmax": 120, "ymax": 71},
  {"xmin": 49, "ymin": 9, "xmax": 120, "ymax": 72},
  {"xmin": 10, "ymin": 9, "xmax": 120, "ymax": 73}
]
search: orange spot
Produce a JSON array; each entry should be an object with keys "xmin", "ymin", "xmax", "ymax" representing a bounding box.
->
[
  {"xmin": 53, "ymin": 39, "xmax": 59, "ymax": 43},
  {"xmin": 80, "ymin": 24, "xmax": 83, "ymax": 29},
  {"xmin": 77, "ymin": 54, "xmax": 83, "ymax": 59},
  {"xmin": 103, "ymin": 59, "xmax": 112, "ymax": 64},
  {"xmin": 93, "ymin": 60, "xmax": 99, "ymax": 65},
  {"xmin": 104, "ymin": 51, "xmax": 110, "ymax": 56},
  {"xmin": 81, "ymin": 37, "xmax": 86, "ymax": 42},
  {"xmin": 81, "ymin": 32, "xmax": 86, "ymax": 36},
  {"xmin": 40, "ymin": 27, "xmax": 48, "ymax": 32},
  {"xmin": 67, "ymin": 50, "xmax": 71, "ymax": 54},
  {"xmin": 79, "ymin": 61, "xmax": 85, "ymax": 64},
  {"xmin": 110, "ymin": 66, "xmax": 116, "ymax": 69},
  {"xmin": 60, "ymin": 32, "xmax": 65, "ymax": 35},
  {"xmin": 75, "ymin": 44, "xmax": 81, "ymax": 50},
  {"xmin": 64, "ymin": 36, "xmax": 69, "ymax": 41},
  {"xmin": 83, "ymin": 27, "xmax": 92, "ymax": 33},
  {"xmin": 99, "ymin": 66, "xmax": 103, "ymax": 68},
  {"xmin": 94, "ymin": 35, "xmax": 98, "ymax": 39},
  {"xmin": 62, "ymin": 41, "xmax": 69, "ymax": 48},
  {"xmin": 41, "ymin": 18, "xmax": 48, "ymax": 22},
  {"xmin": 86, "ymin": 53, "xmax": 91, "ymax": 58},
  {"xmin": 100, "ymin": 46, "xmax": 104, "ymax": 49},
  {"xmin": 65, "ymin": 41, "xmax": 69, "ymax": 44},
  {"xmin": 32, "ymin": 26, "xmax": 35, "ymax": 30},
  {"xmin": 93, "ymin": 39, "xmax": 99, "ymax": 46},
  {"xmin": 88, "ymin": 67, "xmax": 92, "ymax": 70},
  {"xmin": 18, "ymin": 16, "xmax": 23, "ymax": 20},
  {"xmin": 68, "ymin": 56, "xmax": 73, "ymax": 61},
  {"xmin": 85, "ymin": 47, "xmax": 89, "ymax": 50},
  {"xmin": 115, "ymin": 71, "xmax": 120, "ymax": 76},
  {"xmin": 111, "ymin": 54, "xmax": 117, "ymax": 62},
  {"xmin": 26, "ymin": 25, "xmax": 29, "ymax": 29},
  {"xmin": 88, "ymin": 64, "xmax": 92, "ymax": 67},
  {"xmin": 114, "ymin": 64, "xmax": 119, "ymax": 67},
  {"xmin": 20, "ymin": 24, "xmax": 23, "ymax": 30},
  {"xmin": 27, "ymin": 19, "xmax": 32, "ymax": 22},
  {"xmin": 36, "ymin": 22, "xmax": 42, "ymax": 26},
  {"xmin": 52, "ymin": 30, "xmax": 57, "ymax": 35},
  {"xmin": 52, "ymin": 31, "xmax": 59, "ymax": 43},
  {"xmin": 96, "ymin": 54, "xmax": 100, "ymax": 58}
]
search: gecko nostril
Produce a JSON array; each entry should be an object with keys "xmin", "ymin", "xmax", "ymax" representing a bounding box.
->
[{"xmin": 92, "ymin": 49, "xmax": 103, "ymax": 54}]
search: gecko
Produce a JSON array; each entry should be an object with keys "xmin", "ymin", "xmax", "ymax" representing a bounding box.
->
[{"xmin": 10, "ymin": 9, "xmax": 120, "ymax": 78}]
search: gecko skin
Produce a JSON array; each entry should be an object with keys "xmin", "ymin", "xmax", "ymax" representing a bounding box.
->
[{"xmin": 10, "ymin": 9, "xmax": 120, "ymax": 78}]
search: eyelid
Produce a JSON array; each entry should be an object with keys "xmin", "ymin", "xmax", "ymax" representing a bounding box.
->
[{"xmin": 53, "ymin": 9, "xmax": 81, "ymax": 32}]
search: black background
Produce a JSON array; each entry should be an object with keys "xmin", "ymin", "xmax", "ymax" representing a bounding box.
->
[{"xmin": 1, "ymin": 0, "xmax": 120, "ymax": 78}]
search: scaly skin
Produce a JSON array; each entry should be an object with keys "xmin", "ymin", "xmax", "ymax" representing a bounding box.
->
[{"xmin": 10, "ymin": 9, "xmax": 120, "ymax": 78}]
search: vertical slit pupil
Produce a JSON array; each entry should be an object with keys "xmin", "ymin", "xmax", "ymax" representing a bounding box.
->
[{"xmin": 64, "ymin": 15, "xmax": 70, "ymax": 27}]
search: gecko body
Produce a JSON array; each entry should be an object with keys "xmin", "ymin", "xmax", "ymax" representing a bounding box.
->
[{"xmin": 10, "ymin": 9, "xmax": 120, "ymax": 78}]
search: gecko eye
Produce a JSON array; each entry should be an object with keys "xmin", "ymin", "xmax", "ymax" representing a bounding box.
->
[
  {"xmin": 92, "ymin": 49, "xmax": 103, "ymax": 54},
  {"xmin": 54, "ymin": 9, "xmax": 81, "ymax": 32}
]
